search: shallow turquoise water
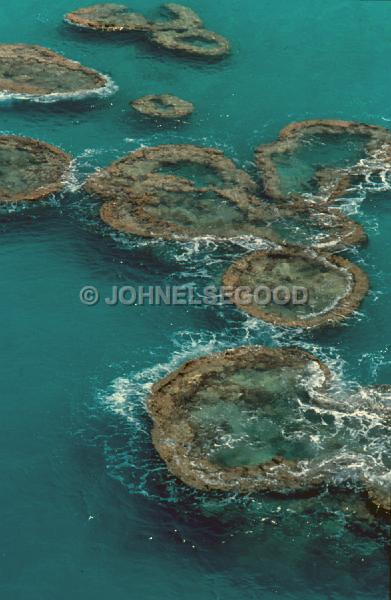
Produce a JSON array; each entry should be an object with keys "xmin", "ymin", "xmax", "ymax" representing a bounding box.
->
[{"xmin": 0, "ymin": 1, "xmax": 390, "ymax": 598}]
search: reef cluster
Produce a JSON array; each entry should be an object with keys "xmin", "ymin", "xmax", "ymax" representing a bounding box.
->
[
  {"xmin": 86, "ymin": 144, "xmax": 281, "ymax": 240},
  {"xmin": 84, "ymin": 143, "xmax": 367, "ymax": 249},
  {"xmin": 1, "ymin": 5, "xmax": 389, "ymax": 519},
  {"xmin": 74, "ymin": 115, "xmax": 388, "ymax": 511},
  {"xmin": 65, "ymin": 3, "xmax": 230, "ymax": 59}
]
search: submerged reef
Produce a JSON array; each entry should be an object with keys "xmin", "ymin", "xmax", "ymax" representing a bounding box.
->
[
  {"xmin": 98, "ymin": 192, "xmax": 366, "ymax": 244},
  {"xmin": 0, "ymin": 136, "xmax": 71, "ymax": 202},
  {"xmin": 64, "ymin": 3, "xmax": 230, "ymax": 59},
  {"xmin": 86, "ymin": 144, "xmax": 286, "ymax": 240},
  {"xmin": 131, "ymin": 94, "xmax": 194, "ymax": 119},
  {"xmin": 150, "ymin": 28, "xmax": 230, "ymax": 59},
  {"xmin": 149, "ymin": 4, "xmax": 230, "ymax": 59},
  {"xmin": 148, "ymin": 346, "xmax": 331, "ymax": 494},
  {"xmin": 150, "ymin": 4, "xmax": 230, "ymax": 58},
  {"xmin": 0, "ymin": 44, "xmax": 111, "ymax": 101},
  {"xmin": 98, "ymin": 187, "xmax": 286, "ymax": 240},
  {"xmin": 257, "ymin": 201, "xmax": 367, "ymax": 251},
  {"xmin": 64, "ymin": 3, "xmax": 151, "ymax": 31},
  {"xmin": 256, "ymin": 119, "xmax": 391, "ymax": 204},
  {"xmin": 223, "ymin": 247, "xmax": 369, "ymax": 328}
]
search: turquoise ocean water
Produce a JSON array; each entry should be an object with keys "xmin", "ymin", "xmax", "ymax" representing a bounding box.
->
[{"xmin": 0, "ymin": 1, "xmax": 390, "ymax": 598}]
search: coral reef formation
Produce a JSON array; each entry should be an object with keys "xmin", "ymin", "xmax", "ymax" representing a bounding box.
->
[
  {"xmin": 85, "ymin": 144, "xmax": 367, "ymax": 244},
  {"xmin": 0, "ymin": 135, "xmax": 71, "ymax": 202},
  {"xmin": 0, "ymin": 44, "xmax": 111, "ymax": 100},
  {"xmin": 131, "ymin": 94, "xmax": 194, "ymax": 119},
  {"xmin": 86, "ymin": 144, "xmax": 256, "ymax": 197},
  {"xmin": 65, "ymin": 3, "xmax": 230, "ymax": 59},
  {"xmin": 86, "ymin": 144, "xmax": 290, "ymax": 240},
  {"xmin": 256, "ymin": 119, "xmax": 391, "ymax": 203},
  {"xmin": 223, "ymin": 247, "xmax": 369, "ymax": 328},
  {"xmin": 65, "ymin": 3, "xmax": 150, "ymax": 31},
  {"xmin": 98, "ymin": 188, "xmax": 285, "ymax": 240},
  {"xmin": 261, "ymin": 201, "xmax": 367, "ymax": 251},
  {"xmin": 148, "ymin": 346, "xmax": 331, "ymax": 493},
  {"xmin": 150, "ymin": 28, "xmax": 230, "ymax": 59}
]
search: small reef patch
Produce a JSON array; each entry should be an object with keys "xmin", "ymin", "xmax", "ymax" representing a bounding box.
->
[
  {"xmin": 256, "ymin": 119, "xmax": 391, "ymax": 204},
  {"xmin": 0, "ymin": 135, "xmax": 72, "ymax": 202},
  {"xmin": 222, "ymin": 247, "xmax": 369, "ymax": 328},
  {"xmin": 131, "ymin": 94, "xmax": 194, "ymax": 119},
  {"xmin": 150, "ymin": 28, "xmax": 230, "ymax": 59}
]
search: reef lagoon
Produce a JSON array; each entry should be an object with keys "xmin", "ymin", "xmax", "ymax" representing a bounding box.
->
[{"xmin": 0, "ymin": 1, "xmax": 390, "ymax": 599}]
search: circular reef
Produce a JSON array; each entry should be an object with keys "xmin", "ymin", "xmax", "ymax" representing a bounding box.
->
[
  {"xmin": 0, "ymin": 135, "xmax": 72, "ymax": 202},
  {"xmin": 131, "ymin": 94, "xmax": 194, "ymax": 119},
  {"xmin": 223, "ymin": 247, "xmax": 369, "ymax": 329},
  {"xmin": 255, "ymin": 119, "xmax": 391, "ymax": 204},
  {"xmin": 64, "ymin": 3, "xmax": 151, "ymax": 32},
  {"xmin": 148, "ymin": 346, "xmax": 331, "ymax": 494},
  {"xmin": 151, "ymin": 27, "xmax": 230, "ymax": 58},
  {"xmin": 85, "ymin": 144, "xmax": 286, "ymax": 240},
  {"xmin": 0, "ymin": 44, "xmax": 112, "ymax": 101}
]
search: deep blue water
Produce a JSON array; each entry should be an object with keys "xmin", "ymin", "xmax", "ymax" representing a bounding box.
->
[{"xmin": 0, "ymin": 1, "xmax": 390, "ymax": 599}]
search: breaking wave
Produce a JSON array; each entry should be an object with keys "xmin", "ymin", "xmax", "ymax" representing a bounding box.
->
[{"xmin": 0, "ymin": 74, "xmax": 117, "ymax": 104}]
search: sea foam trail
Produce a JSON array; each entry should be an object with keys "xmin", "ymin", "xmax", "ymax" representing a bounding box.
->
[{"xmin": 0, "ymin": 74, "xmax": 117, "ymax": 104}]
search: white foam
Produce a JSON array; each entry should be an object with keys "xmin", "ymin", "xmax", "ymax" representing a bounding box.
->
[{"xmin": 0, "ymin": 74, "xmax": 117, "ymax": 104}]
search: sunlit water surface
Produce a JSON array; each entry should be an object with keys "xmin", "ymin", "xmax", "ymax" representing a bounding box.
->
[{"xmin": 0, "ymin": 1, "xmax": 390, "ymax": 598}]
